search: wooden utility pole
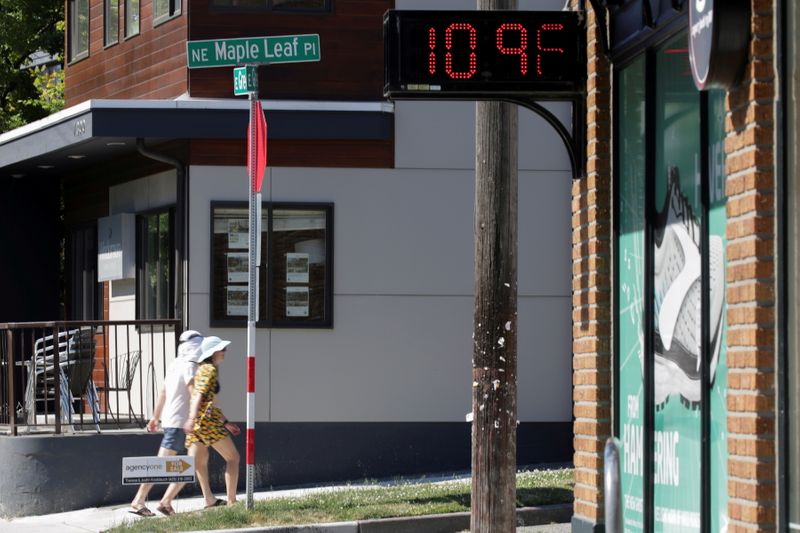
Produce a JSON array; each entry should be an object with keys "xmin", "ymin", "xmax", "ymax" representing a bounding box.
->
[{"xmin": 471, "ymin": 0, "xmax": 518, "ymax": 531}]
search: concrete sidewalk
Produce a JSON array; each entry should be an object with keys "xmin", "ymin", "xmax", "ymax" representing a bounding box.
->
[{"xmin": 0, "ymin": 484, "xmax": 572, "ymax": 532}]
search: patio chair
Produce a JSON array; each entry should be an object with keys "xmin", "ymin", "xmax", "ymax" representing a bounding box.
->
[
  {"xmin": 96, "ymin": 349, "xmax": 143, "ymax": 426},
  {"xmin": 24, "ymin": 328, "xmax": 99, "ymax": 431}
]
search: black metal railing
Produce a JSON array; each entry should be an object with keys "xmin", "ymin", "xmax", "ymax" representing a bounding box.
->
[{"xmin": 0, "ymin": 320, "xmax": 180, "ymax": 435}]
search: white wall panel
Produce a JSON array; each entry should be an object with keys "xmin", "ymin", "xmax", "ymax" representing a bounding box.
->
[
  {"xmin": 518, "ymin": 169, "xmax": 572, "ymax": 296},
  {"xmin": 269, "ymin": 295, "xmax": 473, "ymax": 422},
  {"xmin": 517, "ymin": 295, "xmax": 572, "ymax": 421},
  {"xmin": 271, "ymin": 166, "xmax": 474, "ymax": 295}
]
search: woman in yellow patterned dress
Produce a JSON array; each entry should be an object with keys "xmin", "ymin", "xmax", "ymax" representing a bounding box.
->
[{"xmin": 184, "ymin": 336, "xmax": 241, "ymax": 507}]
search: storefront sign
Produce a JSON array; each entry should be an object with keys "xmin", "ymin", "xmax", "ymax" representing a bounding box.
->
[{"xmin": 688, "ymin": 0, "xmax": 750, "ymax": 90}]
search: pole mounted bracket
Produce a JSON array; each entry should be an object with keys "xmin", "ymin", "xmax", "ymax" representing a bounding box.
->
[{"xmin": 503, "ymin": 95, "xmax": 587, "ymax": 180}]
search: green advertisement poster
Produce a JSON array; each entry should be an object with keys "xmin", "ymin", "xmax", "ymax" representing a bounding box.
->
[
  {"xmin": 651, "ymin": 34, "xmax": 706, "ymax": 531},
  {"xmin": 708, "ymin": 89, "xmax": 729, "ymax": 533},
  {"xmin": 617, "ymin": 36, "xmax": 728, "ymax": 533},
  {"xmin": 618, "ymin": 56, "xmax": 646, "ymax": 532}
]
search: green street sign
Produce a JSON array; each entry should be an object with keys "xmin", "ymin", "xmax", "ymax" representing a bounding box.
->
[
  {"xmin": 233, "ymin": 66, "xmax": 258, "ymax": 95},
  {"xmin": 187, "ymin": 34, "xmax": 321, "ymax": 69}
]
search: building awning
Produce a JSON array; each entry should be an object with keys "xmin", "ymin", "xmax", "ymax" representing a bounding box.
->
[{"xmin": 0, "ymin": 98, "xmax": 394, "ymax": 178}]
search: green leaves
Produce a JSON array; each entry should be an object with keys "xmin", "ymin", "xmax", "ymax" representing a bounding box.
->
[{"xmin": 0, "ymin": 0, "xmax": 64, "ymax": 132}]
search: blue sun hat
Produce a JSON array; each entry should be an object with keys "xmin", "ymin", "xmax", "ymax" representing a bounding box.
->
[{"xmin": 198, "ymin": 336, "xmax": 231, "ymax": 363}]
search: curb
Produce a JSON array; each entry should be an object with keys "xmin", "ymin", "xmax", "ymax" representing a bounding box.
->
[{"xmin": 192, "ymin": 503, "xmax": 572, "ymax": 533}]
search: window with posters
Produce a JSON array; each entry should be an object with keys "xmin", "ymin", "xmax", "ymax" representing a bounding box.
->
[
  {"xmin": 614, "ymin": 32, "xmax": 728, "ymax": 532},
  {"xmin": 210, "ymin": 202, "xmax": 332, "ymax": 328}
]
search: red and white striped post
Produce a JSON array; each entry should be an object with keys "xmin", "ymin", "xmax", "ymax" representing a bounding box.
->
[{"xmin": 246, "ymin": 80, "xmax": 267, "ymax": 510}]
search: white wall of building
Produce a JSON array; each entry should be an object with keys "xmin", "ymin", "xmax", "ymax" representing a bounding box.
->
[
  {"xmin": 111, "ymin": 0, "xmax": 573, "ymax": 426},
  {"xmin": 186, "ymin": 101, "xmax": 572, "ymax": 424}
]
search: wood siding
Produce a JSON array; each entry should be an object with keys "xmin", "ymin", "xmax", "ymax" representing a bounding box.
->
[
  {"xmin": 62, "ymin": 142, "xmax": 187, "ymax": 225},
  {"xmin": 65, "ymin": 0, "xmax": 189, "ymax": 105},
  {"xmin": 190, "ymin": 137, "xmax": 393, "ymax": 168},
  {"xmin": 188, "ymin": 0, "xmax": 392, "ymax": 100},
  {"xmin": 65, "ymin": 0, "xmax": 391, "ymax": 104}
]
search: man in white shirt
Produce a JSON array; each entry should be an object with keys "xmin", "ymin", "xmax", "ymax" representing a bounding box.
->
[{"xmin": 129, "ymin": 330, "xmax": 202, "ymax": 517}]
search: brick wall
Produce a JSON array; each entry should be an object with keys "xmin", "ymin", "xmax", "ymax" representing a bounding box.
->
[
  {"xmin": 724, "ymin": 1, "xmax": 778, "ymax": 530},
  {"xmin": 571, "ymin": 2, "xmax": 613, "ymax": 526},
  {"xmin": 573, "ymin": 1, "xmax": 780, "ymax": 530}
]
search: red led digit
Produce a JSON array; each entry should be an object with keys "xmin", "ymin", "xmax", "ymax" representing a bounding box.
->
[
  {"xmin": 536, "ymin": 23, "xmax": 564, "ymax": 76},
  {"xmin": 445, "ymin": 23, "xmax": 477, "ymax": 80},
  {"xmin": 428, "ymin": 27, "xmax": 436, "ymax": 75},
  {"xmin": 496, "ymin": 23, "xmax": 528, "ymax": 75}
]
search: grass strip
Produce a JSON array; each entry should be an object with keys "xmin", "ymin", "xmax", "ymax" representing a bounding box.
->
[{"xmin": 109, "ymin": 468, "xmax": 573, "ymax": 533}]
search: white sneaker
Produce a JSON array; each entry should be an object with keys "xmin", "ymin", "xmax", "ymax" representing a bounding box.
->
[{"xmin": 652, "ymin": 167, "xmax": 724, "ymax": 408}]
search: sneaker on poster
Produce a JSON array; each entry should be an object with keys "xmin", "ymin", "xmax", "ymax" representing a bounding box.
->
[{"xmin": 652, "ymin": 166, "xmax": 724, "ymax": 408}]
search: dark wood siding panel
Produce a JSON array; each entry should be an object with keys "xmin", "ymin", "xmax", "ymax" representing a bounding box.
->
[
  {"xmin": 190, "ymin": 139, "xmax": 245, "ymax": 166},
  {"xmin": 269, "ymin": 139, "xmax": 393, "ymax": 167},
  {"xmin": 188, "ymin": 0, "xmax": 392, "ymax": 100},
  {"xmin": 65, "ymin": 0, "xmax": 189, "ymax": 105},
  {"xmin": 190, "ymin": 138, "xmax": 393, "ymax": 168},
  {"xmin": 62, "ymin": 141, "xmax": 189, "ymax": 225},
  {"xmin": 63, "ymin": 176, "xmax": 110, "ymax": 226}
]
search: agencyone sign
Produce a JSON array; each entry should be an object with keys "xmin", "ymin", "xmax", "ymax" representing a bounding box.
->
[
  {"xmin": 187, "ymin": 34, "xmax": 321, "ymax": 68},
  {"xmin": 122, "ymin": 456, "xmax": 195, "ymax": 484}
]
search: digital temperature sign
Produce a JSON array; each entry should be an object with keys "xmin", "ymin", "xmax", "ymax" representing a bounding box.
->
[{"xmin": 384, "ymin": 10, "xmax": 584, "ymax": 99}]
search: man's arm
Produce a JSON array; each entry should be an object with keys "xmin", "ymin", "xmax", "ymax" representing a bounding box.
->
[{"xmin": 147, "ymin": 385, "xmax": 167, "ymax": 432}]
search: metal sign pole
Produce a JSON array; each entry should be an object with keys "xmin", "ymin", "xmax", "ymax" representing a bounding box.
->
[{"xmin": 246, "ymin": 87, "xmax": 260, "ymax": 511}]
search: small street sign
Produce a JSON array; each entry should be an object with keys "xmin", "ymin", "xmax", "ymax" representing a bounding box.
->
[
  {"xmin": 234, "ymin": 66, "xmax": 259, "ymax": 95},
  {"xmin": 122, "ymin": 455, "xmax": 195, "ymax": 485},
  {"xmin": 187, "ymin": 34, "xmax": 321, "ymax": 69}
]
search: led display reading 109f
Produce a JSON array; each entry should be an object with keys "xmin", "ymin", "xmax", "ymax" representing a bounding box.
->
[{"xmin": 384, "ymin": 10, "xmax": 584, "ymax": 98}]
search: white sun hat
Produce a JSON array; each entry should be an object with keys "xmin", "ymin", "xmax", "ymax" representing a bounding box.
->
[
  {"xmin": 178, "ymin": 336, "xmax": 204, "ymax": 362},
  {"xmin": 198, "ymin": 336, "xmax": 231, "ymax": 363}
]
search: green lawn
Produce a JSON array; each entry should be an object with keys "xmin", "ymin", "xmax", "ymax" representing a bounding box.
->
[{"xmin": 109, "ymin": 468, "xmax": 573, "ymax": 533}]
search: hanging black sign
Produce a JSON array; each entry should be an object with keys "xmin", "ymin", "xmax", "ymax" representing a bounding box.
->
[
  {"xmin": 688, "ymin": 0, "xmax": 750, "ymax": 90},
  {"xmin": 383, "ymin": 10, "xmax": 585, "ymax": 99}
]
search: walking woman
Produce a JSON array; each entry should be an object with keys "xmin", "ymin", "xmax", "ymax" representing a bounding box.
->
[{"xmin": 184, "ymin": 336, "xmax": 241, "ymax": 507}]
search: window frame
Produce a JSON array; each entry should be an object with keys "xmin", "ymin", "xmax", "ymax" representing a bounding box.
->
[
  {"xmin": 104, "ymin": 0, "xmax": 119, "ymax": 47},
  {"xmin": 67, "ymin": 0, "xmax": 90, "ymax": 63},
  {"xmin": 784, "ymin": 1, "xmax": 800, "ymax": 529},
  {"xmin": 135, "ymin": 207, "xmax": 175, "ymax": 321},
  {"xmin": 209, "ymin": 201, "xmax": 333, "ymax": 329},
  {"xmin": 124, "ymin": 0, "xmax": 140, "ymax": 39},
  {"xmin": 153, "ymin": 0, "xmax": 182, "ymax": 27}
]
